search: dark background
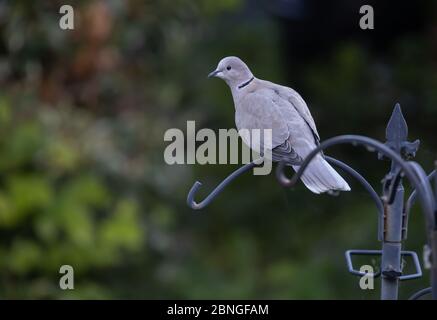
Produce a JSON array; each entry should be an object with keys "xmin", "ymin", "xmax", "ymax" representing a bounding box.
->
[{"xmin": 0, "ymin": 0, "xmax": 436, "ymax": 299}]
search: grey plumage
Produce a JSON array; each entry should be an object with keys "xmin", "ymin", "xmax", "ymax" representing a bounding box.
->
[{"xmin": 209, "ymin": 56, "xmax": 351, "ymax": 194}]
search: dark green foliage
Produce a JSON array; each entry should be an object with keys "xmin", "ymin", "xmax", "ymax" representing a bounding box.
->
[{"xmin": 0, "ymin": 0, "xmax": 435, "ymax": 298}]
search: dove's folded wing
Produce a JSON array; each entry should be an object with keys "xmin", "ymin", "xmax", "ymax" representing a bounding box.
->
[
  {"xmin": 236, "ymin": 89, "xmax": 302, "ymax": 164},
  {"xmin": 260, "ymin": 80, "xmax": 320, "ymax": 145}
]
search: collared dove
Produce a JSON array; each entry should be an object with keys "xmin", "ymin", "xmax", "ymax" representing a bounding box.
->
[{"xmin": 208, "ymin": 56, "xmax": 350, "ymax": 194}]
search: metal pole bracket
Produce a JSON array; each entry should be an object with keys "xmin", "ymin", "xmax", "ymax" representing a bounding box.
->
[{"xmin": 345, "ymin": 249, "xmax": 422, "ymax": 281}]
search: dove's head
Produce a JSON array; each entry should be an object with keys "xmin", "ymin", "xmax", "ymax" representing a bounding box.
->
[{"xmin": 208, "ymin": 56, "xmax": 253, "ymax": 88}]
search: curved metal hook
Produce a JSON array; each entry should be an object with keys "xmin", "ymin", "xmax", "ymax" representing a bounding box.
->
[
  {"xmin": 325, "ymin": 156, "xmax": 383, "ymax": 217},
  {"xmin": 405, "ymin": 170, "xmax": 435, "ymax": 220},
  {"xmin": 406, "ymin": 163, "xmax": 436, "ymax": 231},
  {"xmin": 187, "ymin": 159, "xmax": 261, "ymax": 210},
  {"xmin": 409, "ymin": 287, "xmax": 432, "ymax": 300},
  {"xmin": 187, "ymin": 154, "xmax": 383, "ymax": 214},
  {"xmin": 275, "ymin": 135, "xmax": 435, "ymax": 229}
]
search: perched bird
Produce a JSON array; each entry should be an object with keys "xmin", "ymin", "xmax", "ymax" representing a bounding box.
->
[{"xmin": 208, "ymin": 56, "xmax": 350, "ymax": 194}]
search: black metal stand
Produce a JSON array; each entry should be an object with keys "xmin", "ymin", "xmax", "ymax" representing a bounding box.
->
[{"xmin": 187, "ymin": 103, "xmax": 437, "ymax": 300}]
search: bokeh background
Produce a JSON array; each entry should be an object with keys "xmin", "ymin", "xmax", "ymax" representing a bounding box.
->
[{"xmin": 0, "ymin": 0, "xmax": 436, "ymax": 299}]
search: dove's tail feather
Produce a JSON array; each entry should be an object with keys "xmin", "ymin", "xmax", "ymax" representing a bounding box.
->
[{"xmin": 292, "ymin": 156, "xmax": 351, "ymax": 194}]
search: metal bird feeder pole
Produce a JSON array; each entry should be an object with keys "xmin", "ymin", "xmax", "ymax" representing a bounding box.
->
[
  {"xmin": 187, "ymin": 103, "xmax": 437, "ymax": 300},
  {"xmin": 379, "ymin": 104, "xmax": 420, "ymax": 299}
]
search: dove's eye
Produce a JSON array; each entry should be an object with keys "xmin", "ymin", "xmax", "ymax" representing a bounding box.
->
[{"xmin": 226, "ymin": 66, "xmax": 231, "ymax": 70}]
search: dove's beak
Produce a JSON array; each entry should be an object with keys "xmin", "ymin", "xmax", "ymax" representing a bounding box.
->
[{"xmin": 208, "ymin": 69, "xmax": 221, "ymax": 78}]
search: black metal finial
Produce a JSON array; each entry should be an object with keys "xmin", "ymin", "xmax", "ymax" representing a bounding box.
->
[
  {"xmin": 386, "ymin": 103, "xmax": 408, "ymax": 152},
  {"xmin": 379, "ymin": 103, "xmax": 420, "ymax": 160}
]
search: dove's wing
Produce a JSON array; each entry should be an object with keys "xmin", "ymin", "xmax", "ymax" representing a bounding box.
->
[
  {"xmin": 287, "ymin": 88, "xmax": 320, "ymax": 143},
  {"xmin": 270, "ymin": 139, "xmax": 303, "ymax": 163},
  {"xmin": 260, "ymin": 80, "xmax": 320, "ymax": 144},
  {"xmin": 235, "ymin": 88, "xmax": 302, "ymax": 164}
]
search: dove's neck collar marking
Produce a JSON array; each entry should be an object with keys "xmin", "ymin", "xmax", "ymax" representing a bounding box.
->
[{"xmin": 238, "ymin": 77, "xmax": 254, "ymax": 89}]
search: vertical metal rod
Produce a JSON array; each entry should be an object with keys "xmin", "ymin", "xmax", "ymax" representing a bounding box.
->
[
  {"xmin": 379, "ymin": 104, "xmax": 419, "ymax": 300},
  {"xmin": 433, "ymin": 162, "xmax": 437, "ymax": 299},
  {"xmin": 381, "ymin": 172, "xmax": 404, "ymax": 300},
  {"xmin": 432, "ymin": 230, "xmax": 437, "ymax": 299}
]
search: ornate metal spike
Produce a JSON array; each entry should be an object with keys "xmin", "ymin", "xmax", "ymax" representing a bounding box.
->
[{"xmin": 378, "ymin": 103, "xmax": 420, "ymax": 160}]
